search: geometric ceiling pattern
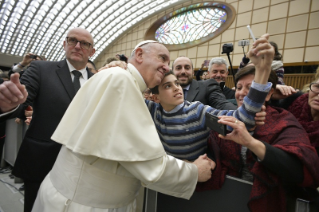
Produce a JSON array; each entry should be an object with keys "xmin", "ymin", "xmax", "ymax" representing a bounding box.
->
[
  {"xmin": 155, "ymin": 7, "xmax": 227, "ymax": 44},
  {"xmin": 0, "ymin": 0, "xmax": 183, "ymax": 62}
]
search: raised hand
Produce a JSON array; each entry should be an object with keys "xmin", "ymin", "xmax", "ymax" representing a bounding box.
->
[
  {"xmin": 0, "ymin": 73, "xmax": 28, "ymax": 113},
  {"xmin": 247, "ymin": 34, "xmax": 275, "ymax": 85}
]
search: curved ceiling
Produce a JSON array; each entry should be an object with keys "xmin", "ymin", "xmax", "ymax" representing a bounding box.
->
[{"xmin": 0, "ymin": 0, "xmax": 186, "ymax": 65}]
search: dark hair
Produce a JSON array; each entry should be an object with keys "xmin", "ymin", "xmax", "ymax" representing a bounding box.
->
[
  {"xmin": 235, "ymin": 65, "xmax": 277, "ymax": 89},
  {"xmin": 116, "ymin": 54, "xmax": 128, "ymax": 63},
  {"xmin": 150, "ymin": 70, "xmax": 175, "ymax": 94},
  {"xmin": 172, "ymin": 56, "xmax": 193, "ymax": 70},
  {"xmin": 269, "ymin": 41, "xmax": 282, "ymax": 61},
  {"xmin": 87, "ymin": 59, "xmax": 96, "ymax": 70}
]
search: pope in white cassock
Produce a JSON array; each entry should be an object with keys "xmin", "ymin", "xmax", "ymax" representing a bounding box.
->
[{"xmin": 31, "ymin": 41, "xmax": 213, "ymax": 212}]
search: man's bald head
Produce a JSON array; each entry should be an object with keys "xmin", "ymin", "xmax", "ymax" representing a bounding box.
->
[{"xmin": 63, "ymin": 27, "xmax": 95, "ymax": 70}]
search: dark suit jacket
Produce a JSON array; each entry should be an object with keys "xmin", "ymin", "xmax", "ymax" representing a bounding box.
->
[
  {"xmin": 223, "ymin": 86, "xmax": 235, "ymax": 100},
  {"xmin": 186, "ymin": 79, "xmax": 237, "ymax": 110},
  {"xmin": 1, "ymin": 60, "xmax": 93, "ymax": 181}
]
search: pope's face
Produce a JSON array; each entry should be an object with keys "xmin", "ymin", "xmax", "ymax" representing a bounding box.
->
[{"xmin": 139, "ymin": 44, "xmax": 170, "ymax": 88}]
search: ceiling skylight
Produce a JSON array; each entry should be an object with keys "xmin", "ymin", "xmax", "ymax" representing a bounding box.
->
[{"xmin": 0, "ymin": 0, "xmax": 183, "ymax": 62}]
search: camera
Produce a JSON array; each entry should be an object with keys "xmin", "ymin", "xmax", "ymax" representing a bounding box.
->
[
  {"xmin": 238, "ymin": 40, "xmax": 250, "ymax": 46},
  {"xmin": 222, "ymin": 43, "xmax": 233, "ymax": 54},
  {"xmin": 29, "ymin": 55, "xmax": 37, "ymax": 59}
]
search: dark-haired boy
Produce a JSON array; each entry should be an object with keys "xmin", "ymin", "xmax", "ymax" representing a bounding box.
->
[{"xmin": 145, "ymin": 71, "xmax": 271, "ymax": 161}]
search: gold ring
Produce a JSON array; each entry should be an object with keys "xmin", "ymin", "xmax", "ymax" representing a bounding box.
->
[{"xmin": 235, "ymin": 119, "xmax": 238, "ymax": 124}]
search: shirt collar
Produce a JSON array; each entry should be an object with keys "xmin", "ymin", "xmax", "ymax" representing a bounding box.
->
[
  {"xmin": 163, "ymin": 102, "xmax": 185, "ymax": 114},
  {"xmin": 66, "ymin": 59, "xmax": 87, "ymax": 77},
  {"xmin": 183, "ymin": 84, "xmax": 191, "ymax": 91}
]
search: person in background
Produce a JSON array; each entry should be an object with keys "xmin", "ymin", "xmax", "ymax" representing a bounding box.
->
[
  {"xmin": 0, "ymin": 27, "xmax": 96, "ymax": 212},
  {"xmin": 87, "ymin": 59, "xmax": 97, "ymax": 74},
  {"xmin": 239, "ymin": 41, "xmax": 285, "ymax": 85},
  {"xmin": 172, "ymin": 56, "xmax": 237, "ymax": 110},
  {"xmin": 208, "ymin": 57, "xmax": 235, "ymax": 99},
  {"xmin": 195, "ymin": 60, "xmax": 209, "ymax": 81},
  {"xmin": 288, "ymin": 69, "xmax": 319, "ymax": 155},
  {"xmin": 142, "ymin": 88, "xmax": 154, "ymax": 101},
  {"xmin": 200, "ymin": 64, "xmax": 319, "ymax": 212},
  {"xmin": 9, "ymin": 53, "xmax": 43, "ymax": 78},
  {"xmin": 201, "ymin": 71, "xmax": 209, "ymax": 80},
  {"xmin": 116, "ymin": 53, "xmax": 128, "ymax": 63}
]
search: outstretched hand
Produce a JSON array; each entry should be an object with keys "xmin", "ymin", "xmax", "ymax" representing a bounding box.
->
[
  {"xmin": 0, "ymin": 73, "xmax": 28, "ymax": 113},
  {"xmin": 272, "ymin": 84, "xmax": 296, "ymax": 100},
  {"xmin": 218, "ymin": 116, "xmax": 266, "ymax": 160}
]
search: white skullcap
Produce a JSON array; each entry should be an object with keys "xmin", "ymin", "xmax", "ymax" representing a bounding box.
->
[{"xmin": 131, "ymin": 40, "xmax": 159, "ymax": 54}]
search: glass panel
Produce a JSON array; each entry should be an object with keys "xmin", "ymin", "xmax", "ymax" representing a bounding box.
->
[{"xmin": 155, "ymin": 7, "xmax": 227, "ymax": 44}]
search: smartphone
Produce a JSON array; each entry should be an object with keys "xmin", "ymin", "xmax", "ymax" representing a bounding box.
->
[
  {"xmin": 205, "ymin": 113, "xmax": 227, "ymax": 136},
  {"xmin": 204, "ymin": 60, "xmax": 210, "ymax": 67},
  {"xmin": 30, "ymin": 55, "xmax": 37, "ymax": 59}
]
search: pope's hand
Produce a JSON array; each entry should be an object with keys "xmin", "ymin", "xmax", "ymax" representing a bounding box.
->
[
  {"xmin": 0, "ymin": 73, "xmax": 28, "ymax": 113},
  {"xmin": 193, "ymin": 154, "xmax": 212, "ymax": 182}
]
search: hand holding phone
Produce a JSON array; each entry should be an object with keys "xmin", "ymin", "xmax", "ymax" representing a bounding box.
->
[
  {"xmin": 29, "ymin": 55, "xmax": 37, "ymax": 59},
  {"xmin": 205, "ymin": 113, "xmax": 227, "ymax": 136}
]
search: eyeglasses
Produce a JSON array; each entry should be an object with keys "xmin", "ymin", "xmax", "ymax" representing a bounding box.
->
[
  {"xmin": 310, "ymin": 83, "xmax": 319, "ymax": 94},
  {"xmin": 66, "ymin": 37, "xmax": 92, "ymax": 50}
]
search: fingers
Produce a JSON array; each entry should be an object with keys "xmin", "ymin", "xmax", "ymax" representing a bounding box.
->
[
  {"xmin": 261, "ymin": 105, "xmax": 266, "ymax": 112},
  {"xmin": 0, "ymin": 74, "xmax": 28, "ymax": 111},
  {"xmin": 248, "ymin": 33, "xmax": 274, "ymax": 62},
  {"xmin": 199, "ymin": 154, "xmax": 208, "ymax": 159},
  {"xmin": 10, "ymin": 73, "xmax": 21, "ymax": 85},
  {"xmin": 252, "ymin": 42, "xmax": 274, "ymax": 58},
  {"xmin": 276, "ymin": 85, "xmax": 296, "ymax": 96},
  {"xmin": 15, "ymin": 118, "xmax": 21, "ymax": 124}
]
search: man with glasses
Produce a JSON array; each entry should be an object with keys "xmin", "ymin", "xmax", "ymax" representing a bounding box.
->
[{"xmin": 0, "ymin": 27, "xmax": 95, "ymax": 212}]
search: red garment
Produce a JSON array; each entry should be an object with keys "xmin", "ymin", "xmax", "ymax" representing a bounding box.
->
[
  {"xmin": 197, "ymin": 106, "xmax": 319, "ymax": 212},
  {"xmin": 288, "ymin": 93, "xmax": 319, "ymax": 152}
]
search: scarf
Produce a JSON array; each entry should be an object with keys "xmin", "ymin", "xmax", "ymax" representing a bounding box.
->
[
  {"xmin": 197, "ymin": 106, "xmax": 319, "ymax": 212},
  {"xmin": 288, "ymin": 93, "xmax": 319, "ymax": 151}
]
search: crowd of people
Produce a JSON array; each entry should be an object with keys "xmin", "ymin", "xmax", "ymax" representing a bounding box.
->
[{"xmin": 0, "ymin": 27, "xmax": 318, "ymax": 212}]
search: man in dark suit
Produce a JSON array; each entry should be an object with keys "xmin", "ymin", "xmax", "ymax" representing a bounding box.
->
[
  {"xmin": 172, "ymin": 56, "xmax": 236, "ymax": 110},
  {"xmin": 0, "ymin": 27, "xmax": 95, "ymax": 212},
  {"xmin": 208, "ymin": 57, "xmax": 235, "ymax": 100}
]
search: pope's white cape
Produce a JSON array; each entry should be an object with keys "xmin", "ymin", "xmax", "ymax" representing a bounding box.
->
[{"xmin": 51, "ymin": 63, "xmax": 166, "ymax": 161}]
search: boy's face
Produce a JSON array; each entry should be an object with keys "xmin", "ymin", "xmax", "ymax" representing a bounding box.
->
[{"xmin": 154, "ymin": 74, "xmax": 184, "ymax": 111}]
